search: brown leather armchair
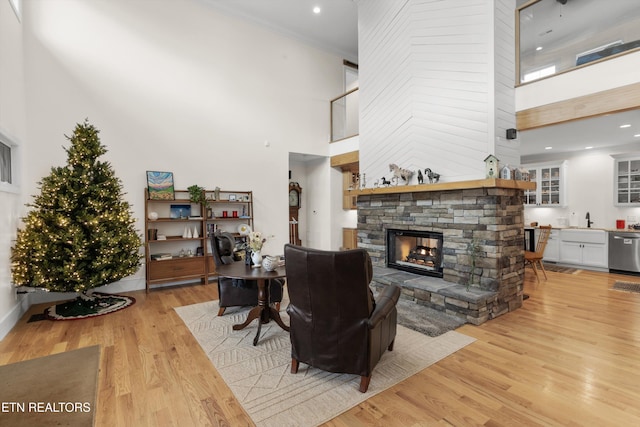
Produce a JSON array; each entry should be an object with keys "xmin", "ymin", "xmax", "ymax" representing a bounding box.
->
[
  {"xmin": 211, "ymin": 232, "xmax": 283, "ymax": 316},
  {"xmin": 284, "ymin": 244, "xmax": 401, "ymax": 393}
]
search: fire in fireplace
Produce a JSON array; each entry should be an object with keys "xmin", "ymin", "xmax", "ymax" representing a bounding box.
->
[{"xmin": 386, "ymin": 229, "xmax": 444, "ymax": 277}]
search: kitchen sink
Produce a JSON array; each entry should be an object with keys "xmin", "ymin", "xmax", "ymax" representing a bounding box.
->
[{"xmin": 560, "ymin": 228, "xmax": 607, "ymax": 244}]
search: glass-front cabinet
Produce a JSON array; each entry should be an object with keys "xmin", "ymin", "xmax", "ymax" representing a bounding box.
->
[
  {"xmin": 615, "ymin": 158, "xmax": 640, "ymax": 205},
  {"xmin": 524, "ymin": 161, "xmax": 567, "ymax": 207}
]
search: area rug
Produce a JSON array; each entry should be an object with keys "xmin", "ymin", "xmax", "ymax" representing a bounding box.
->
[
  {"xmin": 611, "ymin": 281, "xmax": 640, "ymax": 293},
  {"xmin": 175, "ymin": 301, "xmax": 475, "ymax": 427},
  {"xmin": 543, "ymin": 263, "xmax": 581, "ymax": 274},
  {"xmin": 45, "ymin": 292, "xmax": 135, "ymax": 320},
  {"xmin": 0, "ymin": 345, "xmax": 100, "ymax": 427}
]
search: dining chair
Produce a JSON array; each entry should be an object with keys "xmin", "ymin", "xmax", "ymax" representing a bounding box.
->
[{"xmin": 525, "ymin": 225, "xmax": 552, "ymax": 283}]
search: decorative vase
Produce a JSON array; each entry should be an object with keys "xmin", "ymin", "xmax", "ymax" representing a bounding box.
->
[
  {"xmin": 251, "ymin": 250, "xmax": 262, "ymax": 267},
  {"xmin": 262, "ymin": 255, "xmax": 279, "ymax": 272}
]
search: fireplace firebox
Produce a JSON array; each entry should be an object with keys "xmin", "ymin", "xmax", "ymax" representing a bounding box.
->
[{"xmin": 386, "ymin": 229, "xmax": 444, "ymax": 277}]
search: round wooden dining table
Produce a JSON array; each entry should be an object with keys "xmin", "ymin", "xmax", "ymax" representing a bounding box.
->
[{"xmin": 214, "ymin": 262, "xmax": 289, "ymax": 346}]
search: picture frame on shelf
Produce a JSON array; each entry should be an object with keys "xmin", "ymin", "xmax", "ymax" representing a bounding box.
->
[
  {"xmin": 228, "ymin": 194, "xmax": 237, "ymax": 201},
  {"xmin": 147, "ymin": 171, "xmax": 174, "ymax": 200},
  {"xmin": 170, "ymin": 204, "xmax": 191, "ymax": 219}
]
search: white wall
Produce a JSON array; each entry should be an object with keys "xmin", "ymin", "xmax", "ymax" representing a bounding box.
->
[
  {"xmin": 14, "ymin": 1, "xmax": 342, "ymax": 294},
  {"xmin": 0, "ymin": 0, "xmax": 29, "ymax": 339},
  {"xmin": 304, "ymin": 157, "xmax": 333, "ymax": 249},
  {"xmin": 357, "ymin": 0, "xmax": 517, "ymax": 184}
]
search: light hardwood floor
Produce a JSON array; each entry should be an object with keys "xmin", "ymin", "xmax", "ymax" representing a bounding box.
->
[{"xmin": 1, "ymin": 268, "xmax": 639, "ymax": 426}]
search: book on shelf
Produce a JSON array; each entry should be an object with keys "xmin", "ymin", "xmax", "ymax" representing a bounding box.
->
[{"xmin": 151, "ymin": 253, "xmax": 173, "ymax": 261}]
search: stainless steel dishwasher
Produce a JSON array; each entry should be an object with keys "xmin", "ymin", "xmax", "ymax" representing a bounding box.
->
[{"xmin": 609, "ymin": 232, "xmax": 640, "ymax": 273}]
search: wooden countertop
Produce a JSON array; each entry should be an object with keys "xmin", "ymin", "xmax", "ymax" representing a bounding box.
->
[{"xmin": 524, "ymin": 226, "xmax": 640, "ymax": 233}]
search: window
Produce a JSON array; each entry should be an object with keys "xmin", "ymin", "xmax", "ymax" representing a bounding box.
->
[
  {"xmin": 522, "ymin": 65, "xmax": 556, "ymax": 83},
  {"xmin": 0, "ymin": 128, "xmax": 20, "ymax": 193},
  {"xmin": 0, "ymin": 142, "xmax": 11, "ymax": 184}
]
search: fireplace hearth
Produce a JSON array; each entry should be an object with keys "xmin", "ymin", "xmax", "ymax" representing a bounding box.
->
[{"xmin": 387, "ymin": 229, "xmax": 443, "ymax": 278}]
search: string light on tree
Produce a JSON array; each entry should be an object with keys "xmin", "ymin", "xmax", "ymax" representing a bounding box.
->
[{"xmin": 11, "ymin": 119, "xmax": 142, "ymax": 301}]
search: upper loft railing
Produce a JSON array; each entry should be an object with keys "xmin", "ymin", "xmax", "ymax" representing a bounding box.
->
[
  {"xmin": 517, "ymin": 0, "xmax": 640, "ymax": 85},
  {"xmin": 330, "ymin": 87, "xmax": 359, "ymax": 142}
]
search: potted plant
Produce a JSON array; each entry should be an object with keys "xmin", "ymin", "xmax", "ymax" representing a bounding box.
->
[{"xmin": 187, "ymin": 185, "xmax": 210, "ymax": 216}]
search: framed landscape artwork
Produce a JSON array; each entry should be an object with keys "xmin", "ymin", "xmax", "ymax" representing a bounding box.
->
[
  {"xmin": 147, "ymin": 171, "xmax": 174, "ymax": 200},
  {"xmin": 169, "ymin": 204, "xmax": 191, "ymax": 219}
]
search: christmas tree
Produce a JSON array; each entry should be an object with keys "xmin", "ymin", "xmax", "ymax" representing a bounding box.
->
[{"xmin": 11, "ymin": 120, "xmax": 142, "ymax": 297}]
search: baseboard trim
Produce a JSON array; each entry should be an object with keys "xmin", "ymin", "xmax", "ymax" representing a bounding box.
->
[{"xmin": 0, "ymin": 294, "xmax": 29, "ymax": 341}]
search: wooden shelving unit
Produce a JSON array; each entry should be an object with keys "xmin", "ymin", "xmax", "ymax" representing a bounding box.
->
[
  {"xmin": 203, "ymin": 189, "xmax": 253, "ymax": 276},
  {"xmin": 144, "ymin": 188, "xmax": 253, "ymax": 292}
]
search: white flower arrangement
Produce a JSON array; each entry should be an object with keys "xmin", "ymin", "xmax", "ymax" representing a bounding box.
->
[{"xmin": 247, "ymin": 231, "xmax": 270, "ymax": 252}]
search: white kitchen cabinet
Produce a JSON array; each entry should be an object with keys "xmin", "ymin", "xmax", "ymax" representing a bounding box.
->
[
  {"xmin": 523, "ymin": 161, "xmax": 568, "ymax": 207},
  {"xmin": 559, "ymin": 229, "xmax": 608, "ymax": 269},
  {"xmin": 581, "ymin": 243, "xmax": 608, "ymax": 267},
  {"xmin": 614, "ymin": 157, "xmax": 640, "ymax": 206}
]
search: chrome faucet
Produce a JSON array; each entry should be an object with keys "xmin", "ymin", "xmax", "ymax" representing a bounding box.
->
[{"xmin": 586, "ymin": 212, "xmax": 593, "ymax": 228}]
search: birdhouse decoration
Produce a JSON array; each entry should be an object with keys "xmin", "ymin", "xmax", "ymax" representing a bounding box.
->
[
  {"xmin": 484, "ymin": 155, "xmax": 499, "ymax": 178},
  {"xmin": 500, "ymin": 165, "xmax": 512, "ymax": 180}
]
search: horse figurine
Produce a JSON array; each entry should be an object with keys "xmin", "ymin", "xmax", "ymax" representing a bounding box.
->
[
  {"xmin": 425, "ymin": 168, "xmax": 441, "ymax": 184},
  {"xmin": 380, "ymin": 176, "xmax": 391, "ymax": 186},
  {"xmin": 389, "ymin": 164, "xmax": 413, "ymax": 185}
]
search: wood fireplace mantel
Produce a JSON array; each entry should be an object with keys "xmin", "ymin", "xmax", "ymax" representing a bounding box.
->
[{"xmin": 351, "ymin": 178, "xmax": 535, "ymax": 196}]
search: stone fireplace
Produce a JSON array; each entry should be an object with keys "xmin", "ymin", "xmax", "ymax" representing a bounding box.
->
[{"xmin": 356, "ymin": 179, "xmax": 532, "ymax": 325}]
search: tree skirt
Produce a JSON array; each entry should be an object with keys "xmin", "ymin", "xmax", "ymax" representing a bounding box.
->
[{"xmin": 45, "ymin": 292, "xmax": 135, "ymax": 320}]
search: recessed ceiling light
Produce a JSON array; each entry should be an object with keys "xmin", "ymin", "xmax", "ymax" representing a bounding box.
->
[
  {"xmin": 545, "ymin": 146, "xmax": 553, "ymax": 150},
  {"xmin": 634, "ymin": 134, "xmax": 640, "ymax": 138},
  {"xmin": 620, "ymin": 124, "xmax": 631, "ymax": 128},
  {"xmin": 536, "ymin": 46, "xmax": 543, "ymax": 51},
  {"xmin": 585, "ymin": 146, "xmax": 593, "ymax": 150},
  {"xmin": 313, "ymin": 6, "xmax": 321, "ymax": 14}
]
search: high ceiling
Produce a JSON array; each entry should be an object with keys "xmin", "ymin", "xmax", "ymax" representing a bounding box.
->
[
  {"xmin": 202, "ymin": 0, "xmax": 358, "ymax": 61},
  {"xmin": 202, "ymin": 0, "xmax": 639, "ymax": 158}
]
